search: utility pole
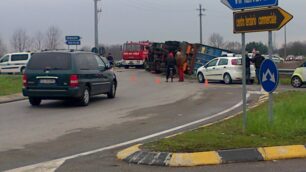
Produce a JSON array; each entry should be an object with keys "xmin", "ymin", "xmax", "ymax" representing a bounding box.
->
[
  {"xmin": 94, "ymin": 0, "xmax": 102, "ymax": 49},
  {"xmin": 197, "ymin": 4, "xmax": 205, "ymax": 44},
  {"xmin": 284, "ymin": 26, "xmax": 287, "ymax": 59}
]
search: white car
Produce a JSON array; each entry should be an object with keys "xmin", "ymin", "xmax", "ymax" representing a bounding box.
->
[
  {"xmin": 0, "ymin": 52, "xmax": 32, "ymax": 74},
  {"xmin": 196, "ymin": 57, "xmax": 256, "ymax": 84},
  {"xmin": 263, "ymin": 55, "xmax": 284, "ymax": 63}
]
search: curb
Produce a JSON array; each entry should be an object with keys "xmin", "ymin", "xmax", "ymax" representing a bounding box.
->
[
  {"xmin": 0, "ymin": 94, "xmax": 27, "ymax": 104},
  {"xmin": 117, "ymin": 144, "xmax": 306, "ymax": 167}
]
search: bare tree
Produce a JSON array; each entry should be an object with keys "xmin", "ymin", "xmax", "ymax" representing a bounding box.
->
[
  {"xmin": 223, "ymin": 41, "xmax": 242, "ymax": 53},
  {"xmin": 11, "ymin": 29, "xmax": 31, "ymax": 52},
  {"xmin": 0, "ymin": 36, "xmax": 7, "ymax": 56},
  {"xmin": 208, "ymin": 33, "xmax": 224, "ymax": 48},
  {"xmin": 33, "ymin": 31, "xmax": 45, "ymax": 51},
  {"xmin": 45, "ymin": 26, "xmax": 62, "ymax": 50}
]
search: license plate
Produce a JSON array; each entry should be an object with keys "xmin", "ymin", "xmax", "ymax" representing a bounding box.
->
[{"xmin": 40, "ymin": 79, "xmax": 56, "ymax": 84}]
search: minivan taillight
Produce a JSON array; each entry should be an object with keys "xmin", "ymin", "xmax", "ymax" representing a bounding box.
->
[
  {"xmin": 70, "ymin": 75, "xmax": 79, "ymax": 88},
  {"xmin": 22, "ymin": 74, "xmax": 27, "ymax": 87},
  {"xmin": 231, "ymin": 59, "xmax": 238, "ymax": 65}
]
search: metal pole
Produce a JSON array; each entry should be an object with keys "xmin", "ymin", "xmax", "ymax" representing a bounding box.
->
[
  {"xmin": 199, "ymin": 4, "xmax": 203, "ymax": 44},
  {"xmin": 242, "ymin": 32, "xmax": 247, "ymax": 132},
  {"xmin": 268, "ymin": 31, "xmax": 273, "ymax": 124},
  {"xmin": 94, "ymin": 0, "xmax": 99, "ymax": 49},
  {"xmin": 197, "ymin": 4, "xmax": 205, "ymax": 44},
  {"xmin": 284, "ymin": 26, "xmax": 287, "ymax": 59}
]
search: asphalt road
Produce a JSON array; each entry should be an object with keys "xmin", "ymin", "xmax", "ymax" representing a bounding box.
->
[{"xmin": 0, "ymin": 69, "xmax": 305, "ymax": 171}]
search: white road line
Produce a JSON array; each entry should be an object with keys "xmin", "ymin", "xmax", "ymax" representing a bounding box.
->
[{"xmin": 5, "ymin": 94, "xmax": 249, "ymax": 172}]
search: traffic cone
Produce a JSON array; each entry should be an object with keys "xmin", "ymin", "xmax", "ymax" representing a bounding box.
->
[
  {"xmin": 155, "ymin": 77, "xmax": 161, "ymax": 84},
  {"xmin": 204, "ymin": 79, "xmax": 209, "ymax": 87},
  {"xmin": 130, "ymin": 74, "xmax": 137, "ymax": 82}
]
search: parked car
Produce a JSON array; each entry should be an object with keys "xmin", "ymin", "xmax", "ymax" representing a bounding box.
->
[
  {"xmin": 0, "ymin": 52, "xmax": 32, "ymax": 74},
  {"xmin": 291, "ymin": 61, "xmax": 306, "ymax": 88},
  {"xmin": 196, "ymin": 57, "xmax": 256, "ymax": 84},
  {"xmin": 263, "ymin": 55, "xmax": 284, "ymax": 64},
  {"xmin": 22, "ymin": 51, "xmax": 117, "ymax": 106},
  {"xmin": 295, "ymin": 56, "xmax": 305, "ymax": 61},
  {"xmin": 286, "ymin": 55, "xmax": 295, "ymax": 61}
]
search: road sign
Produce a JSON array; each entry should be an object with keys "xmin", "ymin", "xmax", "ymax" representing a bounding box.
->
[
  {"xmin": 233, "ymin": 7, "xmax": 293, "ymax": 33},
  {"xmin": 65, "ymin": 36, "xmax": 81, "ymax": 41},
  {"xmin": 66, "ymin": 41, "xmax": 81, "ymax": 45},
  {"xmin": 221, "ymin": 0, "xmax": 278, "ymax": 10},
  {"xmin": 259, "ymin": 59, "xmax": 279, "ymax": 93}
]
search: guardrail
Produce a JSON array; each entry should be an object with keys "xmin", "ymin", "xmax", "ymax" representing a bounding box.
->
[{"xmin": 279, "ymin": 69, "xmax": 294, "ymax": 75}]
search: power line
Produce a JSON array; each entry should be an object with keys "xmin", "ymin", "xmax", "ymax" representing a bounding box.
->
[{"xmin": 197, "ymin": 4, "xmax": 206, "ymax": 44}]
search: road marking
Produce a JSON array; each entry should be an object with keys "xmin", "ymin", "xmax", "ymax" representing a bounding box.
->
[{"xmin": 6, "ymin": 94, "xmax": 249, "ymax": 172}]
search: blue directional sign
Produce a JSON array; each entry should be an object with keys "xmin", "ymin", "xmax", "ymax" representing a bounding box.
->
[
  {"xmin": 221, "ymin": 0, "xmax": 278, "ymax": 10},
  {"xmin": 66, "ymin": 41, "xmax": 81, "ymax": 45},
  {"xmin": 259, "ymin": 59, "xmax": 279, "ymax": 93},
  {"xmin": 65, "ymin": 36, "xmax": 81, "ymax": 41}
]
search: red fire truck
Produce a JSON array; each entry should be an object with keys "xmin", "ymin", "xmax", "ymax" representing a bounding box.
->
[{"xmin": 122, "ymin": 41, "xmax": 150, "ymax": 69}]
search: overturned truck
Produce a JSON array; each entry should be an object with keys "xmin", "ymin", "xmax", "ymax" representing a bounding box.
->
[{"xmin": 145, "ymin": 41, "xmax": 231, "ymax": 75}]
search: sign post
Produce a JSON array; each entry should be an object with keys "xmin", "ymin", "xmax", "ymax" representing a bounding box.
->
[
  {"xmin": 268, "ymin": 31, "xmax": 274, "ymax": 123},
  {"xmin": 65, "ymin": 36, "xmax": 81, "ymax": 50},
  {"xmin": 259, "ymin": 59, "xmax": 279, "ymax": 123},
  {"xmin": 242, "ymin": 32, "xmax": 247, "ymax": 131},
  {"xmin": 221, "ymin": 0, "xmax": 292, "ymax": 130}
]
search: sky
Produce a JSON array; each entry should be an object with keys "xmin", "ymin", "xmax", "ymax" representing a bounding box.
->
[{"xmin": 0, "ymin": 0, "xmax": 305, "ymax": 50}]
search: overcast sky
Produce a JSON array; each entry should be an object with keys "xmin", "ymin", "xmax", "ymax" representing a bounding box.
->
[{"xmin": 1, "ymin": 0, "xmax": 305, "ymax": 50}]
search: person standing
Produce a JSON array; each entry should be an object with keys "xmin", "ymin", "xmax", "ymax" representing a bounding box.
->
[
  {"xmin": 252, "ymin": 51, "xmax": 265, "ymax": 84},
  {"xmin": 107, "ymin": 53, "xmax": 114, "ymax": 66},
  {"xmin": 176, "ymin": 48, "xmax": 184, "ymax": 82},
  {"xmin": 245, "ymin": 54, "xmax": 251, "ymax": 84},
  {"xmin": 165, "ymin": 52, "xmax": 176, "ymax": 82}
]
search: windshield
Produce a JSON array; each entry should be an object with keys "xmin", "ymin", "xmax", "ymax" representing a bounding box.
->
[
  {"xmin": 27, "ymin": 52, "xmax": 72, "ymax": 70},
  {"xmin": 124, "ymin": 44, "xmax": 142, "ymax": 51}
]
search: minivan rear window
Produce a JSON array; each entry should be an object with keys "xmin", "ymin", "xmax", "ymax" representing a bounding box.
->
[
  {"xmin": 11, "ymin": 54, "xmax": 29, "ymax": 61},
  {"xmin": 27, "ymin": 53, "xmax": 71, "ymax": 70}
]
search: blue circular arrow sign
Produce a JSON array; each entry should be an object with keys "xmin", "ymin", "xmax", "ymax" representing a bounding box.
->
[{"xmin": 259, "ymin": 59, "xmax": 279, "ymax": 93}]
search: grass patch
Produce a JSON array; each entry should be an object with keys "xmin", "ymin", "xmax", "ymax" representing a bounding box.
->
[
  {"xmin": 143, "ymin": 91, "xmax": 306, "ymax": 152},
  {"xmin": 0, "ymin": 75, "xmax": 22, "ymax": 96},
  {"xmin": 279, "ymin": 75, "xmax": 291, "ymax": 85}
]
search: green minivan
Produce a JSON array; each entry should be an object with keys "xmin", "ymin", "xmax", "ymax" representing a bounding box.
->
[{"xmin": 22, "ymin": 51, "xmax": 117, "ymax": 106}]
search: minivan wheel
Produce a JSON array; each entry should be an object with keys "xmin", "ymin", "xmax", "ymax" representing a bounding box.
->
[
  {"xmin": 107, "ymin": 82, "xmax": 116, "ymax": 99},
  {"xmin": 197, "ymin": 72, "xmax": 205, "ymax": 83},
  {"xmin": 29, "ymin": 97, "xmax": 41, "ymax": 106},
  {"xmin": 224, "ymin": 73, "xmax": 232, "ymax": 84},
  {"xmin": 79, "ymin": 87, "xmax": 90, "ymax": 106},
  {"xmin": 291, "ymin": 76, "xmax": 302, "ymax": 88}
]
